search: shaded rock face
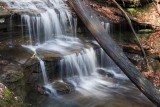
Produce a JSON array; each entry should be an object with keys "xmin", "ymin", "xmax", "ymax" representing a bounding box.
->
[
  {"xmin": 122, "ymin": 44, "xmax": 160, "ymax": 72},
  {"xmin": 0, "ymin": 45, "xmax": 34, "ymax": 65},
  {"xmin": 1, "ymin": 64, "xmax": 24, "ymax": 83},
  {"xmin": 49, "ymin": 81, "xmax": 74, "ymax": 94},
  {"xmin": 37, "ymin": 81, "xmax": 75, "ymax": 95}
]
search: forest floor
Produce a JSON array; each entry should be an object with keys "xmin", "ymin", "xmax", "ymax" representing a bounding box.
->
[{"xmin": 90, "ymin": 1, "xmax": 160, "ymax": 89}]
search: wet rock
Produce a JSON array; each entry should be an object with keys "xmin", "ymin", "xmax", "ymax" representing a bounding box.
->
[
  {"xmin": 37, "ymin": 84, "xmax": 46, "ymax": 95},
  {"xmin": 36, "ymin": 48, "xmax": 63, "ymax": 61},
  {"xmin": 38, "ymin": 81, "xmax": 75, "ymax": 95},
  {"xmin": 1, "ymin": 64, "xmax": 24, "ymax": 83},
  {"xmin": 97, "ymin": 69, "xmax": 114, "ymax": 78},
  {"xmin": 51, "ymin": 81, "xmax": 74, "ymax": 94},
  {"xmin": 0, "ymin": 45, "xmax": 35, "ymax": 65},
  {"xmin": 0, "ymin": 60, "xmax": 9, "ymax": 65}
]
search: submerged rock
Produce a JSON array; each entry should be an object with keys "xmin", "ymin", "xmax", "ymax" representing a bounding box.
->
[
  {"xmin": 1, "ymin": 64, "xmax": 24, "ymax": 83},
  {"xmin": 36, "ymin": 49, "xmax": 63, "ymax": 61},
  {"xmin": 97, "ymin": 68, "xmax": 114, "ymax": 78},
  {"xmin": 38, "ymin": 81, "xmax": 75, "ymax": 95},
  {"xmin": 51, "ymin": 81, "xmax": 74, "ymax": 94}
]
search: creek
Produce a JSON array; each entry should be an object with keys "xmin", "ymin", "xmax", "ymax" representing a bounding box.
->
[{"xmin": 0, "ymin": 0, "xmax": 155, "ymax": 106}]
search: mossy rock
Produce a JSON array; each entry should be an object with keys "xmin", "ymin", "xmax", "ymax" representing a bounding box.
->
[
  {"xmin": 0, "ymin": 83, "xmax": 20, "ymax": 107},
  {"xmin": 97, "ymin": 68, "xmax": 114, "ymax": 77}
]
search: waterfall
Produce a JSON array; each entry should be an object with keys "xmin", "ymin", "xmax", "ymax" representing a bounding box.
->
[
  {"xmin": 98, "ymin": 48, "xmax": 128, "ymax": 80},
  {"xmin": 101, "ymin": 21, "xmax": 110, "ymax": 34},
  {"xmin": 5, "ymin": 0, "xmax": 76, "ymax": 92},
  {"xmin": 1, "ymin": 0, "xmax": 75, "ymax": 44},
  {"xmin": 38, "ymin": 58, "xmax": 49, "ymax": 84},
  {"xmin": 60, "ymin": 48, "xmax": 97, "ymax": 86},
  {"xmin": 73, "ymin": 17, "xmax": 78, "ymax": 37},
  {"xmin": 4, "ymin": 0, "xmax": 127, "ymax": 96},
  {"xmin": 19, "ymin": 0, "xmax": 74, "ymax": 44}
]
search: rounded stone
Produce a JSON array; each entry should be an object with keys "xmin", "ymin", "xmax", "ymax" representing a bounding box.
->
[{"xmin": 1, "ymin": 64, "xmax": 24, "ymax": 83}]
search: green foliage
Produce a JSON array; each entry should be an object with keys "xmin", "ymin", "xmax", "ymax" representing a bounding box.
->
[
  {"xmin": 126, "ymin": 4, "xmax": 151, "ymax": 14},
  {"xmin": 0, "ymin": 87, "xmax": 20, "ymax": 107}
]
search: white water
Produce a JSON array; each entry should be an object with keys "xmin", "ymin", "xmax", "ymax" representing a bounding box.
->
[
  {"xmin": 15, "ymin": 0, "xmax": 78, "ymax": 94},
  {"xmin": 1, "ymin": 1, "xmax": 156, "ymax": 106},
  {"xmin": 4, "ymin": 0, "xmax": 128, "ymax": 96},
  {"xmin": 10, "ymin": 0, "xmax": 76, "ymax": 44},
  {"xmin": 60, "ymin": 48, "xmax": 97, "ymax": 83},
  {"xmin": 59, "ymin": 47, "xmax": 128, "ymax": 97},
  {"xmin": 101, "ymin": 21, "xmax": 110, "ymax": 34}
]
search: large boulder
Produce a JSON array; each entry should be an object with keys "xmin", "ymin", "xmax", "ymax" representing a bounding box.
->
[{"xmin": 1, "ymin": 64, "xmax": 24, "ymax": 83}]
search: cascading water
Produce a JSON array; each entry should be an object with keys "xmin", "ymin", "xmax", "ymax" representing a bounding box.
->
[
  {"xmin": 5, "ymin": 0, "xmax": 76, "ymax": 94},
  {"xmin": 4, "ymin": 0, "xmax": 127, "ymax": 95},
  {"xmin": 19, "ymin": 0, "xmax": 74, "ymax": 44},
  {"xmin": 1, "ymin": 0, "xmax": 156, "ymax": 106},
  {"xmin": 101, "ymin": 21, "xmax": 110, "ymax": 34},
  {"xmin": 98, "ymin": 48, "xmax": 128, "ymax": 80},
  {"xmin": 60, "ymin": 48, "xmax": 97, "ymax": 86}
]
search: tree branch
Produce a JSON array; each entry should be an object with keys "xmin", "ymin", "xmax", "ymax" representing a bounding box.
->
[{"xmin": 110, "ymin": 0, "xmax": 152, "ymax": 71}]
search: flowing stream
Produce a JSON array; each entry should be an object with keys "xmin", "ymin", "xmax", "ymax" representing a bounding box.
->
[{"xmin": 2, "ymin": 0, "xmax": 155, "ymax": 106}]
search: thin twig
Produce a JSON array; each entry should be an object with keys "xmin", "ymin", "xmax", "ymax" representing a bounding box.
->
[{"xmin": 111, "ymin": 0, "xmax": 152, "ymax": 71}]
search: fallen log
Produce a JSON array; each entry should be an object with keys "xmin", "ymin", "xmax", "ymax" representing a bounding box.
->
[{"xmin": 68, "ymin": 0, "xmax": 160, "ymax": 106}]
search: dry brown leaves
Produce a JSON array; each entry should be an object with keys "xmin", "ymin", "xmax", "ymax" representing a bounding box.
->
[
  {"xmin": 90, "ymin": 3, "xmax": 125, "ymax": 23},
  {"xmin": 142, "ymin": 31, "xmax": 160, "ymax": 57},
  {"xmin": 143, "ymin": 72, "xmax": 160, "ymax": 88},
  {"xmin": 135, "ymin": 3, "xmax": 160, "ymax": 28}
]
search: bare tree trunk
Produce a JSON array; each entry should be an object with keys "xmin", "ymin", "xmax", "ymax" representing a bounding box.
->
[{"xmin": 68, "ymin": 0, "xmax": 160, "ymax": 106}]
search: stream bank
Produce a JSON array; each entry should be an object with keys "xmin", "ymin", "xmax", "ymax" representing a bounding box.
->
[
  {"xmin": 90, "ymin": 0, "xmax": 160, "ymax": 89},
  {"xmin": 0, "ymin": 0, "xmax": 159, "ymax": 106}
]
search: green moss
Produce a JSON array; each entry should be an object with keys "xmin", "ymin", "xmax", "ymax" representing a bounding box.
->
[
  {"xmin": 126, "ymin": 8, "xmax": 137, "ymax": 13},
  {"xmin": 138, "ymin": 29, "xmax": 153, "ymax": 34},
  {"xmin": 0, "ymin": 86, "xmax": 20, "ymax": 107},
  {"xmin": 126, "ymin": 4, "xmax": 151, "ymax": 14},
  {"xmin": 3, "ymin": 88, "xmax": 18, "ymax": 107},
  {"xmin": 0, "ymin": 99, "xmax": 7, "ymax": 107}
]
